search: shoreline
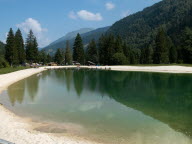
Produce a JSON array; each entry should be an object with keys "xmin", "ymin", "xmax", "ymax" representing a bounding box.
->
[
  {"xmin": 0, "ymin": 66, "xmax": 100, "ymax": 144},
  {"xmin": 0, "ymin": 65, "xmax": 192, "ymax": 144},
  {"xmin": 47, "ymin": 65, "xmax": 192, "ymax": 74}
]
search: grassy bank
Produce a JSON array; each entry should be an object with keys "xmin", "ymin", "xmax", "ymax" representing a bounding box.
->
[{"xmin": 0, "ymin": 66, "xmax": 29, "ymax": 74}]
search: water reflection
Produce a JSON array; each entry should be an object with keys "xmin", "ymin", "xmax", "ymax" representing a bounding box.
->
[
  {"xmin": 73, "ymin": 70, "xmax": 85, "ymax": 96},
  {"xmin": 8, "ymin": 79, "xmax": 25, "ymax": 105},
  {"xmin": 6, "ymin": 69, "xmax": 192, "ymax": 138}
]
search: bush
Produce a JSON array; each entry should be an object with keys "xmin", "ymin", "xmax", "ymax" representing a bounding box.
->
[
  {"xmin": 112, "ymin": 53, "xmax": 127, "ymax": 65},
  {"xmin": 0, "ymin": 57, "xmax": 9, "ymax": 68}
]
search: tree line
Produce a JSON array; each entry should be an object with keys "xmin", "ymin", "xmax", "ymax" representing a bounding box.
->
[
  {"xmin": 0, "ymin": 28, "xmax": 51, "ymax": 67},
  {"xmin": 58, "ymin": 26, "xmax": 192, "ymax": 65},
  {"xmin": 1, "ymin": 26, "xmax": 192, "ymax": 68}
]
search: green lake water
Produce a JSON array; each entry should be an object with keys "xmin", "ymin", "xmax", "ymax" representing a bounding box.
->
[{"xmin": 0, "ymin": 69, "xmax": 192, "ymax": 144}]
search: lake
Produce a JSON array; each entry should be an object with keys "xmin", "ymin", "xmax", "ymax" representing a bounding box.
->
[{"xmin": 1, "ymin": 69, "xmax": 192, "ymax": 144}]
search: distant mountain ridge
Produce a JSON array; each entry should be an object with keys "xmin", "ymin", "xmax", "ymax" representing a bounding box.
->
[
  {"xmin": 43, "ymin": 26, "xmax": 110, "ymax": 55},
  {"xmin": 49, "ymin": 28, "xmax": 94, "ymax": 47}
]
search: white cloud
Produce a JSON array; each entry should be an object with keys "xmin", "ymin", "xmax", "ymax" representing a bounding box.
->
[
  {"xmin": 105, "ymin": 2, "xmax": 115, "ymax": 10},
  {"xmin": 16, "ymin": 18, "xmax": 47, "ymax": 34},
  {"xmin": 68, "ymin": 10, "xmax": 103, "ymax": 21},
  {"xmin": 79, "ymin": 102, "xmax": 103, "ymax": 112},
  {"xmin": 16, "ymin": 18, "xmax": 50, "ymax": 47},
  {"xmin": 121, "ymin": 10, "xmax": 131, "ymax": 18},
  {"xmin": 68, "ymin": 11, "xmax": 77, "ymax": 20},
  {"xmin": 69, "ymin": 10, "xmax": 103, "ymax": 21},
  {"xmin": 77, "ymin": 10, "xmax": 103, "ymax": 21}
]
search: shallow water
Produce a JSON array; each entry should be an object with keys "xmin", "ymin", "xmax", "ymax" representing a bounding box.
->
[{"xmin": 1, "ymin": 69, "xmax": 192, "ymax": 144}]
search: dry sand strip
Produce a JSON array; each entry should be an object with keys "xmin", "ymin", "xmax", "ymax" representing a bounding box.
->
[
  {"xmin": 107, "ymin": 66, "xmax": 192, "ymax": 73},
  {"xmin": 0, "ymin": 65, "xmax": 192, "ymax": 144},
  {"xmin": 46, "ymin": 65, "xmax": 192, "ymax": 73}
]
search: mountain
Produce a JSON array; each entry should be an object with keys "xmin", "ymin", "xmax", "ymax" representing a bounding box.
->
[
  {"xmin": 49, "ymin": 28, "xmax": 94, "ymax": 47},
  {"xmin": 0, "ymin": 41, "xmax": 5, "ymax": 56},
  {"xmin": 43, "ymin": 26, "xmax": 110, "ymax": 55},
  {"xmin": 107, "ymin": 0, "xmax": 192, "ymax": 49}
]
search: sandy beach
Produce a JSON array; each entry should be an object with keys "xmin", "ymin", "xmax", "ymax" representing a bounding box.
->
[
  {"xmin": 0, "ymin": 65, "xmax": 192, "ymax": 144},
  {"xmin": 46, "ymin": 65, "xmax": 192, "ymax": 73}
]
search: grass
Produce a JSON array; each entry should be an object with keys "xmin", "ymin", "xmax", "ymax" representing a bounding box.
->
[{"xmin": 0, "ymin": 66, "xmax": 29, "ymax": 74}]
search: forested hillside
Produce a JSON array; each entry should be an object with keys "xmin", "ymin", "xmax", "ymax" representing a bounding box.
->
[{"xmin": 108, "ymin": 0, "xmax": 192, "ymax": 49}]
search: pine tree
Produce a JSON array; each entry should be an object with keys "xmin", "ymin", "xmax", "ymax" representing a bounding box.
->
[
  {"xmin": 112, "ymin": 53, "xmax": 127, "ymax": 65},
  {"xmin": 107, "ymin": 35, "xmax": 116, "ymax": 65},
  {"xmin": 73, "ymin": 33, "xmax": 85, "ymax": 64},
  {"xmin": 154, "ymin": 28, "xmax": 169, "ymax": 64},
  {"xmin": 114, "ymin": 36, "xmax": 123, "ymax": 53},
  {"xmin": 54, "ymin": 48, "xmax": 64, "ymax": 65},
  {"xmin": 130, "ymin": 48, "xmax": 141, "ymax": 64},
  {"xmin": 168, "ymin": 37, "xmax": 177, "ymax": 63},
  {"xmin": 123, "ymin": 42, "xmax": 131, "ymax": 64},
  {"xmin": 33, "ymin": 37, "xmax": 39, "ymax": 62},
  {"xmin": 86, "ymin": 39, "xmax": 98, "ymax": 64},
  {"xmin": 99, "ymin": 34, "xmax": 116, "ymax": 65},
  {"xmin": 5, "ymin": 28, "xmax": 18, "ymax": 66},
  {"xmin": 182, "ymin": 27, "xmax": 192, "ymax": 63},
  {"xmin": 140, "ymin": 48, "xmax": 147, "ymax": 64},
  {"xmin": 130, "ymin": 50, "xmax": 136, "ymax": 64},
  {"xmin": 47, "ymin": 54, "xmax": 52, "ymax": 63},
  {"xmin": 98, "ymin": 34, "xmax": 106, "ymax": 65},
  {"xmin": 26, "ymin": 30, "xmax": 39, "ymax": 63},
  {"xmin": 65, "ymin": 41, "xmax": 72, "ymax": 65},
  {"xmin": 39, "ymin": 50, "xmax": 47, "ymax": 64},
  {"xmin": 15, "ymin": 29, "xmax": 25, "ymax": 64},
  {"xmin": 146, "ymin": 45, "xmax": 154, "ymax": 64}
]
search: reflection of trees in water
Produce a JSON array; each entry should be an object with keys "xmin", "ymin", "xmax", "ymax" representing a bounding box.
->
[
  {"xmin": 71, "ymin": 70, "xmax": 192, "ymax": 137},
  {"xmin": 65, "ymin": 70, "xmax": 73, "ymax": 91},
  {"xmin": 26, "ymin": 75, "xmax": 40, "ymax": 101},
  {"xmin": 8, "ymin": 79, "xmax": 26, "ymax": 106},
  {"xmin": 52, "ymin": 70, "xmax": 66, "ymax": 85},
  {"xmin": 95, "ymin": 71, "xmax": 192, "ymax": 138},
  {"xmin": 85, "ymin": 70, "xmax": 98, "ymax": 91},
  {"xmin": 8, "ymin": 69, "xmax": 192, "ymax": 137},
  {"xmin": 41, "ymin": 70, "xmax": 51, "ymax": 80},
  {"xmin": 8, "ymin": 73, "xmax": 41, "ymax": 105},
  {"xmin": 73, "ymin": 70, "xmax": 85, "ymax": 96}
]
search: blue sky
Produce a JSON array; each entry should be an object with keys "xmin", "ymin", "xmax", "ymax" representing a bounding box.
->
[{"xmin": 0, "ymin": 0, "xmax": 161, "ymax": 47}]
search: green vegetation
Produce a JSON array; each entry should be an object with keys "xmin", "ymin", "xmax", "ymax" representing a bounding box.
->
[
  {"xmin": 49, "ymin": 0, "xmax": 192, "ymax": 65},
  {"xmin": 86, "ymin": 39, "xmax": 98, "ymax": 64},
  {"xmin": 15, "ymin": 29, "xmax": 25, "ymax": 64},
  {"xmin": 5, "ymin": 28, "xmax": 18, "ymax": 66},
  {"xmin": 0, "ymin": 66, "xmax": 29, "ymax": 74},
  {"xmin": 54, "ymin": 48, "xmax": 64, "ymax": 65},
  {"xmin": 108, "ymin": 0, "xmax": 192, "ymax": 49},
  {"xmin": 25, "ymin": 30, "xmax": 39, "ymax": 63},
  {"xmin": 73, "ymin": 33, "xmax": 85, "ymax": 64},
  {"xmin": 1, "ymin": 0, "xmax": 192, "ymax": 68},
  {"xmin": 0, "ymin": 57, "xmax": 9, "ymax": 68},
  {"xmin": 105, "ymin": 0, "xmax": 192, "ymax": 64},
  {"xmin": 0, "ymin": 41, "xmax": 5, "ymax": 56},
  {"xmin": 1, "ymin": 29, "xmax": 52, "ymax": 72},
  {"xmin": 64, "ymin": 41, "xmax": 72, "ymax": 65}
]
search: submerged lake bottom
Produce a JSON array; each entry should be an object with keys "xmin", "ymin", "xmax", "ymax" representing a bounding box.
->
[{"xmin": 0, "ymin": 69, "xmax": 192, "ymax": 144}]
